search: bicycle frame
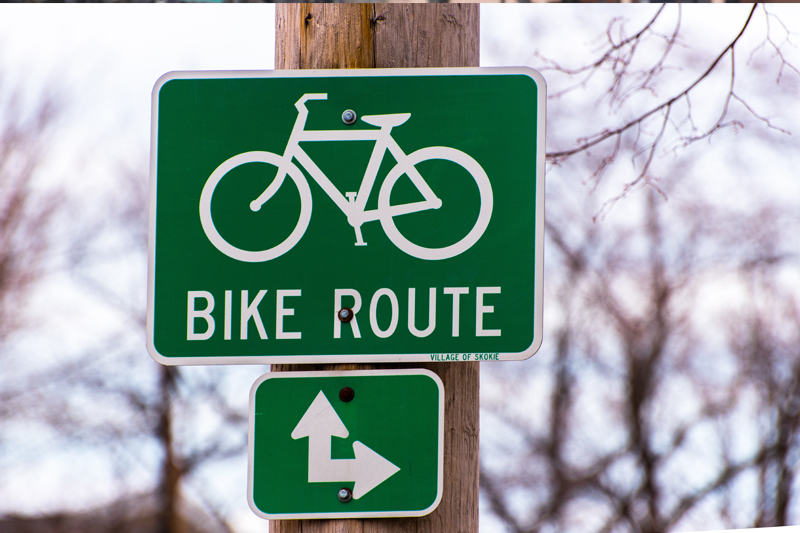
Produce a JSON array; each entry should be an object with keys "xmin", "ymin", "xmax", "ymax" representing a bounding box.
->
[{"xmin": 249, "ymin": 94, "xmax": 441, "ymax": 245}]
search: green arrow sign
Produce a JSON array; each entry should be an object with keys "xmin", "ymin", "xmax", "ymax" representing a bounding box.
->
[
  {"xmin": 147, "ymin": 68, "xmax": 545, "ymax": 364},
  {"xmin": 248, "ymin": 369, "xmax": 444, "ymax": 519}
]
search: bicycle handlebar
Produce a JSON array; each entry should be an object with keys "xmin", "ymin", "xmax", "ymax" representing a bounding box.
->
[{"xmin": 295, "ymin": 93, "xmax": 328, "ymax": 111}]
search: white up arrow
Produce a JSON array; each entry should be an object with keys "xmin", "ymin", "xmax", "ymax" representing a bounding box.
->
[{"xmin": 291, "ymin": 390, "xmax": 400, "ymax": 499}]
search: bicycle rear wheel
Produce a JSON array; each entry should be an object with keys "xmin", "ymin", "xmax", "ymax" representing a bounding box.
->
[
  {"xmin": 378, "ymin": 146, "xmax": 493, "ymax": 261},
  {"xmin": 199, "ymin": 151, "xmax": 312, "ymax": 262}
]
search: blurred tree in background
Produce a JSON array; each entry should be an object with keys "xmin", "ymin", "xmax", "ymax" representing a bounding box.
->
[
  {"xmin": 0, "ymin": 85, "xmax": 60, "ymax": 342},
  {"xmin": 481, "ymin": 4, "xmax": 800, "ymax": 532},
  {"xmin": 0, "ymin": 78, "xmax": 255, "ymax": 533}
]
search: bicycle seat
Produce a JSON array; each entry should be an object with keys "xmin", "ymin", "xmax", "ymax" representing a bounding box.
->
[{"xmin": 361, "ymin": 113, "xmax": 411, "ymax": 128}]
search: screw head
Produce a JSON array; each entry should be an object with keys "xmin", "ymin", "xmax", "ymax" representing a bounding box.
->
[
  {"xmin": 339, "ymin": 387, "xmax": 355, "ymax": 402},
  {"xmin": 338, "ymin": 487, "xmax": 352, "ymax": 503},
  {"xmin": 342, "ymin": 109, "xmax": 357, "ymax": 125},
  {"xmin": 338, "ymin": 308, "xmax": 353, "ymax": 323}
]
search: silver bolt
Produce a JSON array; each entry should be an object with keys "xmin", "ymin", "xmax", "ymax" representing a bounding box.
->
[
  {"xmin": 338, "ymin": 308, "xmax": 354, "ymax": 322},
  {"xmin": 338, "ymin": 487, "xmax": 352, "ymax": 502},
  {"xmin": 342, "ymin": 110, "xmax": 357, "ymax": 125}
]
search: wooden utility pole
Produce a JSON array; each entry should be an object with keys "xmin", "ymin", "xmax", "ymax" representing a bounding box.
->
[{"xmin": 271, "ymin": 4, "xmax": 480, "ymax": 533}]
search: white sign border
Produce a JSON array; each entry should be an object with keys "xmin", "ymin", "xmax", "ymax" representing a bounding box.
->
[
  {"xmin": 247, "ymin": 368, "xmax": 445, "ymax": 520},
  {"xmin": 147, "ymin": 67, "xmax": 546, "ymax": 365}
]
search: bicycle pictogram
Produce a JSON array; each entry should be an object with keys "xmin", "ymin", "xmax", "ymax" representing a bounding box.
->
[{"xmin": 199, "ymin": 93, "xmax": 493, "ymax": 262}]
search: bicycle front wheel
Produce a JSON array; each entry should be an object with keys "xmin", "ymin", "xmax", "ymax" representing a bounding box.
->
[
  {"xmin": 378, "ymin": 146, "xmax": 493, "ymax": 261},
  {"xmin": 199, "ymin": 151, "xmax": 312, "ymax": 262}
]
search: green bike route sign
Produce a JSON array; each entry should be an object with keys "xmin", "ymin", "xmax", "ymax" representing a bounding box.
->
[
  {"xmin": 248, "ymin": 369, "xmax": 444, "ymax": 519},
  {"xmin": 147, "ymin": 67, "xmax": 545, "ymax": 364}
]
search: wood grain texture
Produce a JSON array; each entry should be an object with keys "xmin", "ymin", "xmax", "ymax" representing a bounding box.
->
[
  {"xmin": 372, "ymin": 4, "xmax": 479, "ymax": 69},
  {"xmin": 276, "ymin": 4, "xmax": 375, "ymax": 70},
  {"xmin": 271, "ymin": 4, "xmax": 479, "ymax": 533}
]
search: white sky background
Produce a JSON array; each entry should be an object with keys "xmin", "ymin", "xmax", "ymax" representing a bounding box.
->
[
  {"xmin": 0, "ymin": 4, "xmax": 799, "ymax": 533},
  {"xmin": 0, "ymin": 4, "xmax": 275, "ymax": 364}
]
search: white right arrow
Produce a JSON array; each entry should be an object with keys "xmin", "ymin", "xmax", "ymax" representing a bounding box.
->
[{"xmin": 291, "ymin": 390, "xmax": 400, "ymax": 499}]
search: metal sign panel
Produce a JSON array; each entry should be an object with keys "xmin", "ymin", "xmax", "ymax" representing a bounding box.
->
[
  {"xmin": 147, "ymin": 68, "xmax": 545, "ymax": 364},
  {"xmin": 247, "ymin": 369, "xmax": 444, "ymax": 519}
]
